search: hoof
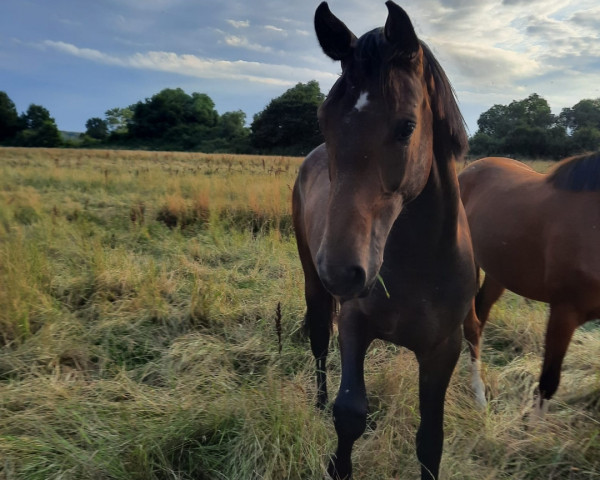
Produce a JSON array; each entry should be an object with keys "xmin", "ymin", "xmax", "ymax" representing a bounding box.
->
[
  {"xmin": 530, "ymin": 395, "xmax": 549, "ymax": 424},
  {"xmin": 327, "ymin": 458, "xmax": 351, "ymax": 480},
  {"xmin": 521, "ymin": 394, "xmax": 549, "ymax": 431}
]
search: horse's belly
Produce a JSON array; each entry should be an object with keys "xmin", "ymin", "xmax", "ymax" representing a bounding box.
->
[
  {"xmin": 473, "ymin": 230, "xmax": 550, "ymax": 302},
  {"xmin": 544, "ymin": 227, "xmax": 600, "ymax": 313}
]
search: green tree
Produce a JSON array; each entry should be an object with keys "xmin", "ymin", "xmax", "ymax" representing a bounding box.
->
[
  {"xmin": 476, "ymin": 104, "xmax": 511, "ymax": 138},
  {"xmin": 21, "ymin": 104, "xmax": 52, "ymax": 130},
  {"xmin": 217, "ymin": 110, "xmax": 247, "ymax": 140},
  {"xmin": 470, "ymin": 93, "xmax": 563, "ymax": 158},
  {"xmin": 85, "ymin": 117, "xmax": 109, "ymax": 140},
  {"xmin": 0, "ymin": 91, "xmax": 21, "ymax": 142},
  {"xmin": 477, "ymin": 94, "xmax": 555, "ymax": 139},
  {"xmin": 511, "ymin": 93, "xmax": 554, "ymax": 130},
  {"xmin": 105, "ymin": 107, "xmax": 133, "ymax": 134},
  {"xmin": 559, "ymin": 98, "xmax": 600, "ymax": 132},
  {"xmin": 129, "ymin": 88, "xmax": 218, "ymax": 148},
  {"xmin": 250, "ymin": 80, "xmax": 324, "ymax": 155},
  {"xmin": 130, "ymin": 88, "xmax": 218, "ymax": 141},
  {"xmin": 570, "ymin": 126, "xmax": 600, "ymax": 153},
  {"xmin": 468, "ymin": 131, "xmax": 502, "ymax": 156},
  {"xmin": 205, "ymin": 110, "xmax": 251, "ymax": 152},
  {"xmin": 15, "ymin": 104, "xmax": 61, "ymax": 147},
  {"xmin": 189, "ymin": 92, "xmax": 219, "ymax": 127}
]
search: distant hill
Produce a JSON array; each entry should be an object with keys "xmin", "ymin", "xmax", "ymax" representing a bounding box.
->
[{"xmin": 60, "ymin": 131, "xmax": 83, "ymax": 142}]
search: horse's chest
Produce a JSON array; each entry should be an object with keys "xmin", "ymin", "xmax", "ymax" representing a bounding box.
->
[{"xmin": 359, "ymin": 289, "xmax": 464, "ymax": 350}]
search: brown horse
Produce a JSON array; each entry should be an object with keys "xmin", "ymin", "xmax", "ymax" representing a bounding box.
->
[
  {"xmin": 460, "ymin": 154, "xmax": 600, "ymax": 415},
  {"xmin": 292, "ymin": 2, "xmax": 476, "ymax": 478}
]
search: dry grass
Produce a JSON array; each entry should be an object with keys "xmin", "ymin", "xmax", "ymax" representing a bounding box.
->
[{"xmin": 0, "ymin": 147, "xmax": 598, "ymax": 479}]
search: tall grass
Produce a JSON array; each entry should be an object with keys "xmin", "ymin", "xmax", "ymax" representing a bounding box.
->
[{"xmin": 0, "ymin": 148, "xmax": 598, "ymax": 479}]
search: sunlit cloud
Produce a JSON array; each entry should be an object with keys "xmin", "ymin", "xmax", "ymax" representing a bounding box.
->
[
  {"xmin": 40, "ymin": 40, "xmax": 338, "ymax": 87},
  {"xmin": 223, "ymin": 35, "xmax": 273, "ymax": 53},
  {"xmin": 227, "ymin": 19, "xmax": 250, "ymax": 28},
  {"xmin": 6, "ymin": 0, "xmax": 600, "ymax": 134},
  {"xmin": 43, "ymin": 40, "xmax": 123, "ymax": 65},
  {"xmin": 435, "ymin": 40, "xmax": 544, "ymax": 89},
  {"xmin": 264, "ymin": 25, "xmax": 285, "ymax": 33}
]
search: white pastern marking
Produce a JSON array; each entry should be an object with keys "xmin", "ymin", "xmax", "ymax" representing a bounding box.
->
[
  {"xmin": 531, "ymin": 395, "xmax": 549, "ymax": 425},
  {"xmin": 471, "ymin": 359, "xmax": 487, "ymax": 409},
  {"xmin": 353, "ymin": 91, "xmax": 369, "ymax": 112}
]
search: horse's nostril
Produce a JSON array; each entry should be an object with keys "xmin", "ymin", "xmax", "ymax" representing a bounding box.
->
[
  {"xmin": 318, "ymin": 262, "xmax": 367, "ymax": 297},
  {"xmin": 348, "ymin": 265, "xmax": 366, "ymax": 286}
]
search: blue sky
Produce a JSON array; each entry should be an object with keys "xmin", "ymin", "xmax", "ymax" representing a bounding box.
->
[{"xmin": 1, "ymin": 0, "xmax": 600, "ymax": 136}]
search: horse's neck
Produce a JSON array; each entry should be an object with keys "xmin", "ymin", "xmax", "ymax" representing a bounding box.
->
[
  {"xmin": 391, "ymin": 152, "xmax": 461, "ymax": 246},
  {"xmin": 432, "ymin": 150, "xmax": 462, "ymax": 219}
]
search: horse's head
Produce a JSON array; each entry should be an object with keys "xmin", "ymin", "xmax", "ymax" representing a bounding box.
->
[{"xmin": 314, "ymin": 1, "xmax": 437, "ymax": 298}]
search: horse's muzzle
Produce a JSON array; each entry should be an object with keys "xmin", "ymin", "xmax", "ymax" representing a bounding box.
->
[{"xmin": 316, "ymin": 255, "xmax": 367, "ymax": 298}]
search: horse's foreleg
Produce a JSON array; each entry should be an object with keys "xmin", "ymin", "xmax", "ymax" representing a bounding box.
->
[
  {"xmin": 305, "ymin": 279, "xmax": 334, "ymax": 410},
  {"xmin": 327, "ymin": 314, "xmax": 370, "ymax": 480},
  {"xmin": 416, "ymin": 327, "xmax": 462, "ymax": 480},
  {"xmin": 534, "ymin": 303, "xmax": 581, "ymax": 418}
]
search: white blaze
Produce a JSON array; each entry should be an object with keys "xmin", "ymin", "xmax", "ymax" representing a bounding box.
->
[{"xmin": 354, "ymin": 91, "xmax": 370, "ymax": 111}]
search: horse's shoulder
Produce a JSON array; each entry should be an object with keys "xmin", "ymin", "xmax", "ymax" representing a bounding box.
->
[
  {"xmin": 297, "ymin": 144, "xmax": 327, "ymax": 186},
  {"xmin": 300, "ymin": 143, "xmax": 327, "ymax": 173}
]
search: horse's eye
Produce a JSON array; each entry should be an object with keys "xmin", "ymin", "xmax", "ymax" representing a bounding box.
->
[{"xmin": 395, "ymin": 120, "xmax": 416, "ymax": 141}]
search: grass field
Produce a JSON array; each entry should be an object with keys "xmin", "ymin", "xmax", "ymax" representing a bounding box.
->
[{"xmin": 0, "ymin": 147, "xmax": 599, "ymax": 479}]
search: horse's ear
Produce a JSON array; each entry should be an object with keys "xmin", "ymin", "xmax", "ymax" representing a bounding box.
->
[
  {"xmin": 384, "ymin": 1, "xmax": 420, "ymax": 58},
  {"xmin": 314, "ymin": 2, "xmax": 357, "ymax": 62}
]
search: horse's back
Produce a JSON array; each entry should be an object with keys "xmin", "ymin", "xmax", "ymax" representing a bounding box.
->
[
  {"xmin": 459, "ymin": 157, "xmax": 540, "ymax": 203},
  {"xmin": 458, "ymin": 157, "xmax": 546, "ymax": 234}
]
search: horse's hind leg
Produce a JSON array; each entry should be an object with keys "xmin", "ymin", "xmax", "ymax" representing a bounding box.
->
[
  {"xmin": 533, "ymin": 303, "xmax": 582, "ymax": 419},
  {"xmin": 464, "ymin": 272, "xmax": 505, "ymax": 407},
  {"xmin": 304, "ymin": 271, "xmax": 335, "ymax": 410},
  {"xmin": 463, "ymin": 303, "xmax": 486, "ymax": 408},
  {"xmin": 463, "ymin": 269, "xmax": 506, "ymax": 360},
  {"xmin": 416, "ymin": 326, "xmax": 462, "ymax": 480},
  {"xmin": 475, "ymin": 272, "xmax": 505, "ymax": 331}
]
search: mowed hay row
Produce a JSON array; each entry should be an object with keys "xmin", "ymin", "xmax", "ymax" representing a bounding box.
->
[{"xmin": 1, "ymin": 147, "xmax": 599, "ymax": 480}]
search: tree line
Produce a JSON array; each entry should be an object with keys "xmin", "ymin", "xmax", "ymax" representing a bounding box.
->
[
  {"xmin": 469, "ymin": 93, "xmax": 600, "ymax": 159},
  {"xmin": 1, "ymin": 86, "xmax": 599, "ymax": 158},
  {"xmin": 0, "ymin": 81, "xmax": 324, "ymax": 156}
]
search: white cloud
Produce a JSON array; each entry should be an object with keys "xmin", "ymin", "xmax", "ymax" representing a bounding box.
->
[
  {"xmin": 223, "ymin": 34, "xmax": 273, "ymax": 53},
  {"xmin": 435, "ymin": 40, "xmax": 544, "ymax": 89},
  {"xmin": 42, "ymin": 41, "xmax": 124, "ymax": 66},
  {"xmin": 39, "ymin": 40, "xmax": 338, "ymax": 88},
  {"xmin": 8, "ymin": 0, "xmax": 600, "ymax": 134},
  {"xmin": 227, "ymin": 19, "xmax": 250, "ymax": 28},
  {"xmin": 264, "ymin": 25, "xmax": 285, "ymax": 33}
]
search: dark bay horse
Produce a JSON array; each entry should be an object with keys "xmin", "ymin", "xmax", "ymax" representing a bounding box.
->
[
  {"xmin": 292, "ymin": 2, "xmax": 476, "ymax": 478},
  {"xmin": 460, "ymin": 154, "xmax": 600, "ymax": 416}
]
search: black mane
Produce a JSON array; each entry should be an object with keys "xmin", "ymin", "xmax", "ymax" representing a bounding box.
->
[
  {"xmin": 351, "ymin": 29, "xmax": 468, "ymax": 158},
  {"xmin": 547, "ymin": 152, "xmax": 600, "ymax": 192}
]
